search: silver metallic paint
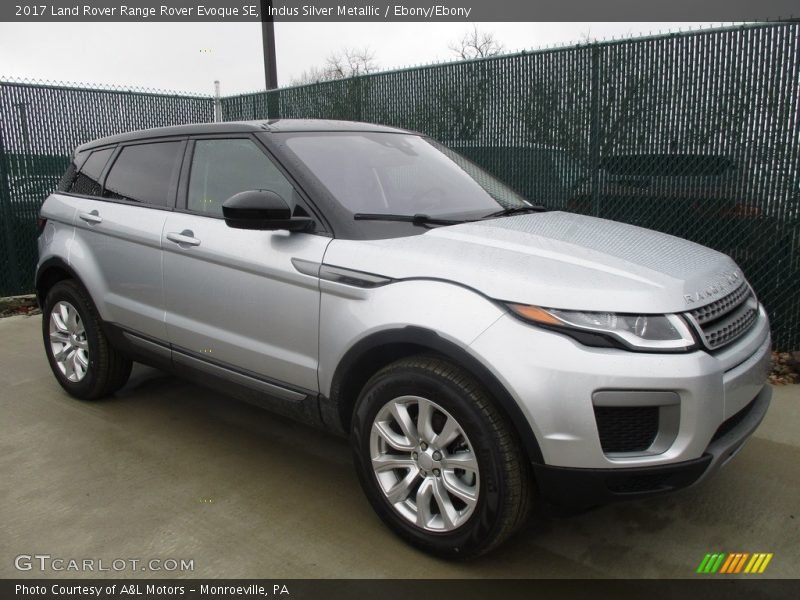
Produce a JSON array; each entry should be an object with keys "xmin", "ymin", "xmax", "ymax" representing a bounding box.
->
[
  {"xmin": 38, "ymin": 192, "xmax": 771, "ymax": 476},
  {"xmin": 69, "ymin": 197, "xmax": 168, "ymax": 340},
  {"xmin": 161, "ymin": 212, "xmax": 330, "ymax": 391},
  {"xmin": 322, "ymin": 212, "xmax": 743, "ymax": 314}
]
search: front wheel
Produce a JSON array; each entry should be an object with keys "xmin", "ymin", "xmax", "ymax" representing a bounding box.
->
[{"xmin": 351, "ymin": 355, "xmax": 533, "ymax": 558}]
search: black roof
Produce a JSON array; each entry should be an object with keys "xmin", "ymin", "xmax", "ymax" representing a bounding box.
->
[{"xmin": 76, "ymin": 119, "xmax": 413, "ymax": 152}]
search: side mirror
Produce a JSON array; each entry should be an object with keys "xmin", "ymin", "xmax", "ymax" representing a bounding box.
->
[{"xmin": 222, "ymin": 190, "xmax": 314, "ymax": 232}]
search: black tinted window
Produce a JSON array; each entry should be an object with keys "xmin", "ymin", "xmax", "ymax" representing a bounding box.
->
[
  {"xmin": 67, "ymin": 147, "xmax": 113, "ymax": 196},
  {"xmin": 57, "ymin": 162, "xmax": 78, "ymax": 193},
  {"xmin": 187, "ymin": 139, "xmax": 295, "ymax": 216},
  {"xmin": 103, "ymin": 142, "xmax": 183, "ymax": 206}
]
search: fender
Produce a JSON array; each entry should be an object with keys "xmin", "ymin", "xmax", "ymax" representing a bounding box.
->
[
  {"xmin": 35, "ymin": 256, "xmax": 85, "ymax": 306},
  {"xmin": 325, "ymin": 325, "xmax": 545, "ymax": 465}
]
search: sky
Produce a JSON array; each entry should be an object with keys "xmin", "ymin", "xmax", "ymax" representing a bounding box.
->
[{"xmin": 0, "ymin": 21, "xmax": 718, "ymax": 96}]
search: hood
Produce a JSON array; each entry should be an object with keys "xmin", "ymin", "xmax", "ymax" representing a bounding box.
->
[{"xmin": 323, "ymin": 212, "xmax": 743, "ymax": 314}]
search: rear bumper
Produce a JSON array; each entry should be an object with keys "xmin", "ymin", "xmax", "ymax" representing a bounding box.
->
[{"xmin": 532, "ymin": 384, "xmax": 771, "ymax": 509}]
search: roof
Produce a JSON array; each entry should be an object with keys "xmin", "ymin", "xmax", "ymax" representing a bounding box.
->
[{"xmin": 76, "ymin": 119, "xmax": 414, "ymax": 152}]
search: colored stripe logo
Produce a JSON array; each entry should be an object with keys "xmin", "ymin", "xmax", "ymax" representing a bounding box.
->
[{"xmin": 696, "ymin": 553, "xmax": 773, "ymax": 574}]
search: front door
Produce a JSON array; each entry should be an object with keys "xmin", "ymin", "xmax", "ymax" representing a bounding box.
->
[{"xmin": 162, "ymin": 136, "xmax": 330, "ymax": 394}]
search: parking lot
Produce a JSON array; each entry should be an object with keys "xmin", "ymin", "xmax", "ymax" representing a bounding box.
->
[{"xmin": 1, "ymin": 313, "xmax": 798, "ymax": 579}]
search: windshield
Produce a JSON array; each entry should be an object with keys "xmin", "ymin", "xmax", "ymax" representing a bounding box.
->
[{"xmin": 282, "ymin": 132, "xmax": 530, "ymax": 218}]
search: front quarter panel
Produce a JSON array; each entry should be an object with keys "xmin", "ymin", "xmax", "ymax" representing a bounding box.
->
[{"xmin": 317, "ymin": 278, "xmax": 505, "ymax": 399}]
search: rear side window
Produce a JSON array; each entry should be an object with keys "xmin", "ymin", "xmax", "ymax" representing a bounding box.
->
[
  {"xmin": 63, "ymin": 147, "xmax": 114, "ymax": 196},
  {"xmin": 103, "ymin": 141, "xmax": 183, "ymax": 207},
  {"xmin": 187, "ymin": 138, "xmax": 295, "ymax": 216},
  {"xmin": 57, "ymin": 162, "xmax": 78, "ymax": 192}
]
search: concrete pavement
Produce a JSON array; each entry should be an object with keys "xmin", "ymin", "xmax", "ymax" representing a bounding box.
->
[{"xmin": 1, "ymin": 314, "xmax": 798, "ymax": 578}]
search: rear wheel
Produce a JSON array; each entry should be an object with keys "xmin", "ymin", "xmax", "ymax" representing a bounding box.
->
[
  {"xmin": 351, "ymin": 355, "xmax": 533, "ymax": 558},
  {"xmin": 42, "ymin": 280, "xmax": 132, "ymax": 400}
]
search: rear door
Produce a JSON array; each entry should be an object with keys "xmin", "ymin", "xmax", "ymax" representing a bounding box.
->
[
  {"xmin": 162, "ymin": 135, "xmax": 330, "ymax": 394},
  {"xmin": 71, "ymin": 139, "xmax": 185, "ymax": 340}
]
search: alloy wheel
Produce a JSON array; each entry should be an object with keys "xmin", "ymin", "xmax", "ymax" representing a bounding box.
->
[
  {"xmin": 48, "ymin": 301, "xmax": 90, "ymax": 382},
  {"xmin": 369, "ymin": 395, "xmax": 480, "ymax": 532}
]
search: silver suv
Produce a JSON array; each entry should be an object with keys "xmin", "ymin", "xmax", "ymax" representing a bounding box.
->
[{"xmin": 36, "ymin": 120, "xmax": 771, "ymax": 558}]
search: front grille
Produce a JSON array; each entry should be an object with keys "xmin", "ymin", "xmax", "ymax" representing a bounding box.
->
[
  {"xmin": 688, "ymin": 282, "xmax": 758, "ymax": 350},
  {"xmin": 711, "ymin": 398, "xmax": 756, "ymax": 443},
  {"xmin": 594, "ymin": 406, "xmax": 659, "ymax": 453},
  {"xmin": 690, "ymin": 282, "xmax": 750, "ymax": 324}
]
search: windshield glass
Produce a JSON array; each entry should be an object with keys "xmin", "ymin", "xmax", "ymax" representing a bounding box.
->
[{"xmin": 282, "ymin": 132, "xmax": 530, "ymax": 218}]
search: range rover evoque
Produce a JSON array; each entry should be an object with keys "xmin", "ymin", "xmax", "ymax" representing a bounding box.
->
[{"xmin": 36, "ymin": 120, "xmax": 772, "ymax": 558}]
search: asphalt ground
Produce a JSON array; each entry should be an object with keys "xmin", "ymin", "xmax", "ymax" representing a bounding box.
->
[{"xmin": 1, "ymin": 314, "xmax": 798, "ymax": 579}]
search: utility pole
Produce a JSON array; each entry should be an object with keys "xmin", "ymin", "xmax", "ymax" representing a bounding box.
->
[
  {"xmin": 260, "ymin": 0, "xmax": 278, "ymax": 90},
  {"xmin": 213, "ymin": 80, "xmax": 222, "ymax": 122}
]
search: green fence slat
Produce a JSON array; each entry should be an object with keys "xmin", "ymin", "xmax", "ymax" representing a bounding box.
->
[
  {"xmin": 1, "ymin": 22, "xmax": 798, "ymax": 349},
  {"xmin": 219, "ymin": 22, "xmax": 800, "ymax": 350}
]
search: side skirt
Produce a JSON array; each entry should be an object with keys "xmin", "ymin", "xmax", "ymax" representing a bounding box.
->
[{"xmin": 103, "ymin": 323, "xmax": 326, "ymax": 430}]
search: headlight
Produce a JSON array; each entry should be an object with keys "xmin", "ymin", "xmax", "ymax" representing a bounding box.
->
[{"xmin": 507, "ymin": 304, "xmax": 697, "ymax": 352}]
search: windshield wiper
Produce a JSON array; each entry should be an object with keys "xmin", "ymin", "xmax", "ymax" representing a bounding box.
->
[
  {"xmin": 353, "ymin": 213, "xmax": 470, "ymax": 227},
  {"xmin": 482, "ymin": 205, "xmax": 547, "ymax": 219}
]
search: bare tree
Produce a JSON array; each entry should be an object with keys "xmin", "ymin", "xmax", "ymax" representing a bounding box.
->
[
  {"xmin": 448, "ymin": 26, "xmax": 505, "ymax": 60},
  {"xmin": 325, "ymin": 47, "xmax": 378, "ymax": 78},
  {"xmin": 290, "ymin": 66, "xmax": 330, "ymax": 86},
  {"xmin": 291, "ymin": 47, "xmax": 378, "ymax": 85},
  {"xmin": 431, "ymin": 27, "xmax": 505, "ymax": 141}
]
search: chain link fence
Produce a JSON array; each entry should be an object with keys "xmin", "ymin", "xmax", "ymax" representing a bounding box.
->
[
  {"xmin": 1, "ymin": 22, "xmax": 798, "ymax": 349},
  {"xmin": 0, "ymin": 80, "xmax": 213, "ymax": 298},
  {"xmin": 223, "ymin": 22, "xmax": 800, "ymax": 350}
]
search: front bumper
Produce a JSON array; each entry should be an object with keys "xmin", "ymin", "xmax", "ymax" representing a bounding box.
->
[
  {"xmin": 468, "ymin": 304, "xmax": 771, "ymax": 471},
  {"xmin": 532, "ymin": 384, "xmax": 771, "ymax": 509}
]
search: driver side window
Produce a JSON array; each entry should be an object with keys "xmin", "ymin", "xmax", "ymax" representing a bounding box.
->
[{"xmin": 187, "ymin": 138, "xmax": 296, "ymax": 216}]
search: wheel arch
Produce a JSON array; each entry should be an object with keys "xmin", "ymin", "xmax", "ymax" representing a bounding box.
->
[
  {"xmin": 35, "ymin": 257, "xmax": 85, "ymax": 307},
  {"xmin": 326, "ymin": 326, "xmax": 544, "ymax": 465}
]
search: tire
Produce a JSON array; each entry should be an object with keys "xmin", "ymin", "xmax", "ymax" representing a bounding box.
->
[
  {"xmin": 42, "ymin": 279, "xmax": 132, "ymax": 400},
  {"xmin": 351, "ymin": 355, "xmax": 533, "ymax": 559}
]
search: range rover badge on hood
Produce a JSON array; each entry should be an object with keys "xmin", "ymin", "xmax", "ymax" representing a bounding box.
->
[{"xmin": 684, "ymin": 271, "xmax": 741, "ymax": 304}]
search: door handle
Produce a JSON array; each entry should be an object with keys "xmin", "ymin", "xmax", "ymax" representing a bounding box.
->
[
  {"xmin": 166, "ymin": 230, "xmax": 201, "ymax": 247},
  {"xmin": 79, "ymin": 210, "xmax": 102, "ymax": 224}
]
